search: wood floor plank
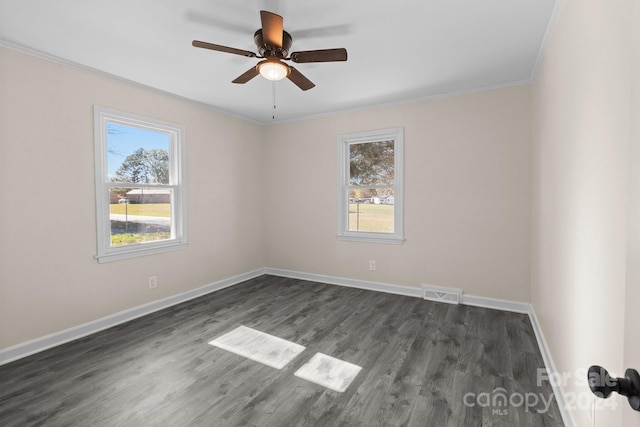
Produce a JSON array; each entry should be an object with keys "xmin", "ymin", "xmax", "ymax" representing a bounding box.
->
[{"xmin": 0, "ymin": 275, "xmax": 563, "ymax": 426}]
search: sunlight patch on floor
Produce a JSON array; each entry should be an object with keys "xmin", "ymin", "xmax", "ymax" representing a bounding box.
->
[
  {"xmin": 208, "ymin": 325, "xmax": 305, "ymax": 369},
  {"xmin": 294, "ymin": 352, "xmax": 362, "ymax": 393}
]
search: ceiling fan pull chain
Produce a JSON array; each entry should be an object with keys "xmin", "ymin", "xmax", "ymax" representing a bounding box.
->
[{"xmin": 272, "ymin": 80, "xmax": 277, "ymax": 120}]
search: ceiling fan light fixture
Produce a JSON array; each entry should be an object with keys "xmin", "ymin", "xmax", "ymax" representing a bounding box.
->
[{"xmin": 258, "ymin": 60, "xmax": 289, "ymax": 81}]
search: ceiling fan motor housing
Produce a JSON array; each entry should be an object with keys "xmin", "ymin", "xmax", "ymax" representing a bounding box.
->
[{"xmin": 254, "ymin": 30, "xmax": 292, "ymax": 58}]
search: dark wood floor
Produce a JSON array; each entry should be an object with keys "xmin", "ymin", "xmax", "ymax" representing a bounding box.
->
[{"xmin": 0, "ymin": 275, "xmax": 564, "ymax": 426}]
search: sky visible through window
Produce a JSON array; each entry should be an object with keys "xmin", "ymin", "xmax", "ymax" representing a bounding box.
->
[{"xmin": 106, "ymin": 123, "xmax": 170, "ymax": 180}]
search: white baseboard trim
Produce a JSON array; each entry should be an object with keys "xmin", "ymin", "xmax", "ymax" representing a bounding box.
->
[
  {"xmin": 462, "ymin": 294, "xmax": 531, "ymax": 314},
  {"xmin": 263, "ymin": 268, "xmax": 423, "ymax": 298},
  {"xmin": 527, "ymin": 307, "xmax": 575, "ymax": 427},
  {"xmin": 0, "ymin": 268, "xmax": 266, "ymax": 366}
]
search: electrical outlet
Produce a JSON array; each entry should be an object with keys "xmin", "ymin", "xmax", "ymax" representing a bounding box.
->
[
  {"xmin": 369, "ymin": 260, "xmax": 376, "ymax": 271},
  {"xmin": 148, "ymin": 276, "xmax": 157, "ymax": 289}
]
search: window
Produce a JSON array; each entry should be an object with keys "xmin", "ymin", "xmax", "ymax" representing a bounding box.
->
[
  {"xmin": 337, "ymin": 127, "xmax": 404, "ymax": 244},
  {"xmin": 93, "ymin": 106, "xmax": 187, "ymax": 263}
]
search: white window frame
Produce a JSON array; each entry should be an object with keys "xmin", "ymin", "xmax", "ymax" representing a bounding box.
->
[
  {"xmin": 337, "ymin": 127, "xmax": 404, "ymax": 244},
  {"xmin": 93, "ymin": 106, "xmax": 187, "ymax": 263}
]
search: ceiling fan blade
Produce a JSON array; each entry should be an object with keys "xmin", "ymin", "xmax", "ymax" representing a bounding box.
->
[
  {"xmin": 192, "ymin": 40, "xmax": 256, "ymax": 58},
  {"xmin": 290, "ymin": 48, "xmax": 348, "ymax": 63},
  {"xmin": 287, "ymin": 66, "xmax": 315, "ymax": 91},
  {"xmin": 232, "ymin": 66, "xmax": 259, "ymax": 84},
  {"xmin": 260, "ymin": 10, "xmax": 283, "ymax": 48}
]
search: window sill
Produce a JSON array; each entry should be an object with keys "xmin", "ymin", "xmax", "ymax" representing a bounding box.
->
[
  {"xmin": 337, "ymin": 234, "xmax": 405, "ymax": 245},
  {"xmin": 96, "ymin": 241, "xmax": 188, "ymax": 263}
]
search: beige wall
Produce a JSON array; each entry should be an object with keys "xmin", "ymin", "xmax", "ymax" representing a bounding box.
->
[
  {"xmin": 531, "ymin": 0, "xmax": 636, "ymax": 425},
  {"xmin": 264, "ymin": 86, "xmax": 532, "ymax": 302},
  {"xmin": 0, "ymin": 46, "xmax": 265, "ymax": 349}
]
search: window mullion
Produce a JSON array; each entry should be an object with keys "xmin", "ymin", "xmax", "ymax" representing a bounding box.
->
[{"xmin": 347, "ymin": 184, "xmax": 394, "ymax": 190}]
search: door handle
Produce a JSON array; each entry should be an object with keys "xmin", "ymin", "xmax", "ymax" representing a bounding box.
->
[{"xmin": 588, "ymin": 365, "xmax": 640, "ymax": 411}]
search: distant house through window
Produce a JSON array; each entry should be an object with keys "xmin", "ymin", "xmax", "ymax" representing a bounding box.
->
[
  {"xmin": 93, "ymin": 106, "xmax": 187, "ymax": 263},
  {"xmin": 337, "ymin": 127, "xmax": 404, "ymax": 244}
]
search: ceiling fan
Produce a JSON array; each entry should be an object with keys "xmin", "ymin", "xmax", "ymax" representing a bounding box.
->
[{"xmin": 192, "ymin": 10, "xmax": 348, "ymax": 91}]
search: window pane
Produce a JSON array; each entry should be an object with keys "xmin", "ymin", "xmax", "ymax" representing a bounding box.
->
[
  {"xmin": 349, "ymin": 140, "xmax": 394, "ymax": 186},
  {"xmin": 348, "ymin": 189, "xmax": 395, "ymax": 233},
  {"xmin": 107, "ymin": 123, "xmax": 170, "ymax": 184},
  {"xmin": 109, "ymin": 187, "xmax": 172, "ymax": 246}
]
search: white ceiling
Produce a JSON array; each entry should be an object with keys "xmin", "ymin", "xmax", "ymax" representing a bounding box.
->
[{"xmin": 0, "ymin": 0, "xmax": 557, "ymax": 125}]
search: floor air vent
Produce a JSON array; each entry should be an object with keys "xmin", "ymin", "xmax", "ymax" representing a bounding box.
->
[{"xmin": 421, "ymin": 284, "xmax": 462, "ymax": 305}]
